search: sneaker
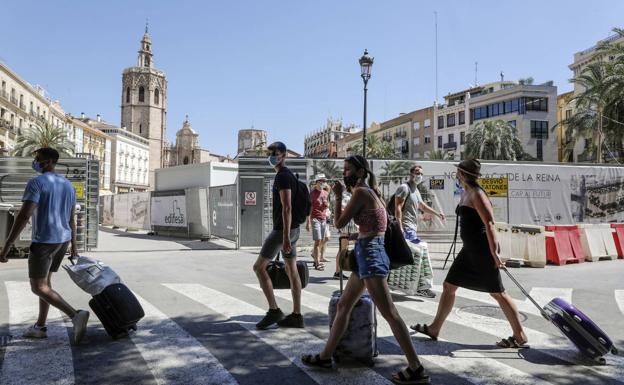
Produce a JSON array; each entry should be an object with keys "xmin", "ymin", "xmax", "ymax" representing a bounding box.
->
[
  {"xmin": 23, "ymin": 324, "xmax": 47, "ymax": 339},
  {"xmin": 333, "ymin": 272, "xmax": 348, "ymax": 280},
  {"xmin": 277, "ymin": 313, "xmax": 305, "ymax": 328},
  {"xmin": 256, "ymin": 308, "xmax": 285, "ymax": 330},
  {"xmin": 415, "ymin": 289, "xmax": 436, "ymax": 298},
  {"xmin": 71, "ymin": 310, "xmax": 89, "ymax": 345}
]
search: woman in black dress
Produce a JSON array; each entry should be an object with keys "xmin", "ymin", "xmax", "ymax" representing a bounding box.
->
[{"xmin": 410, "ymin": 159, "xmax": 528, "ymax": 348}]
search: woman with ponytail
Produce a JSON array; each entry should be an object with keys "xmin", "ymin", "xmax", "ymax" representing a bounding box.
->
[
  {"xmin": 410, "ymin": 159, "xmax": 528, "ymax": 349},
  {"xmin": 302, "ymin": 155, "xmax": 430, "ymax": 384}
]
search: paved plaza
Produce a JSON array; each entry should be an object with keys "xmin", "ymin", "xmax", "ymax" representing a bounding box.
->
[{"xmin": 0, "ymin": 228, "xmax": 623, "ymax": 385}]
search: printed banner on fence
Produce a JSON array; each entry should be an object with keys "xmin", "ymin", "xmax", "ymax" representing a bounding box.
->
[{"xmin": 151, "ymin": 195, "xmax": 187, "ymax": 227}]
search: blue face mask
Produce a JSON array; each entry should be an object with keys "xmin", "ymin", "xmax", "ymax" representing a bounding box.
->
[
  {"xmin": 268, "ymin": 155, "xmax": 280, "ymax": 167},
  {"xmin": 32, "ymin": 160, "xmax": 43, "ymax": 173}
]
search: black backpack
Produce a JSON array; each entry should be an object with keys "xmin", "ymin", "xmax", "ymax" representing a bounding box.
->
[{"xmin": 290, "ymin": 172, "xmax": 312, "ymax": 225}]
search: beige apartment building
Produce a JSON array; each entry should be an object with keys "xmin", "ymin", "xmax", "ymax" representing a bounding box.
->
[
  {"xmin": 434, "ymin": 80, "xmax": 558, "ymax": 162},
  {"xmin": 304, "ymin": 118, "xmax": 358, "ymax": 158},
  {"xmin": 0, "ymin": 61, "xmax": 55, "ymax": 153},
  {"xmin": 379, "ymin": 107, "xmax": 434, "ymax": 159}
]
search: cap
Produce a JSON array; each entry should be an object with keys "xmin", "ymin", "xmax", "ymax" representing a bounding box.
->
[
  {"xmin": 455, "ymin": 158, "xmax": 481, "ymax": 177},
  {"xmin": 315, "ymin": 173, "xmax": 327, "ymax": 182},
  {"xmin": 267, "ymin": 141, "xmax": 287, "ymax": 154}
]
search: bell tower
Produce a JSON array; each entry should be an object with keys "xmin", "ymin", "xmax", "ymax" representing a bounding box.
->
[{"xmin": 120, "ymin": 24, "xmax": 167, "ymax": 189}]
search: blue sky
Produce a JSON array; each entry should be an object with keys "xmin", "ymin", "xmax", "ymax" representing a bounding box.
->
[{"xmin": 1, "ymin": 0, "xmax": 622, "ymax": 156}]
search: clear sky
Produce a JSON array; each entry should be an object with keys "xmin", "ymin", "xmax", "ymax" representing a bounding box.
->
[{"xmin": 2, "ymin": 0, "xmax": 622, "ymax": 156}]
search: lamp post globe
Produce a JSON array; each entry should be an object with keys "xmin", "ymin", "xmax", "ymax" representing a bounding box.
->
[{"xmin": 359, "ymin": 49, "xmax": 373, "ymax": 158}]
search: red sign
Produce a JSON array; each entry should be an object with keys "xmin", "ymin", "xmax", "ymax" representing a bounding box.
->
[{"xmin": 244, "ymin": 191, "xmax": 256, "ymax": 206}]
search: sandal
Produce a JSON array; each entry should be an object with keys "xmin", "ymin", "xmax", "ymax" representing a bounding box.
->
[
  {"xmin": 410, "ymin": 323, "xmax": 438, "ymax": 341},
  {"xmin": 392, "ymin": 365, "xmax": 430, "ymax": 384},
  {"xmin": 301, "ymin": 354, "xmax": 332, "ymax": 369},
  {"xmin": 313, "ymin": 262, "xmax": 325, "ymax": 271},
  {"xmin": 496, "ymin": 336, "xmax": 530, "ymax": 349}
]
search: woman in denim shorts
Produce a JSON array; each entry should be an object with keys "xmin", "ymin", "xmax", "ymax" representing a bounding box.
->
[{"xmin": 302, "ymin": 155, "xmax": 430, "ymax": 385}]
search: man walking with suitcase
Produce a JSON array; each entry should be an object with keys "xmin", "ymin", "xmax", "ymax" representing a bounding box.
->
[
  {"xmin": 252, "ymin": 141, "xmax": 305, "ymax": 329},
  {"xmin": 0, "ymin": 148, "xmax": 89, "ymax": 345},
  {"xmin": 394, "ymin": 164, "xmax": 444, "ymax": 298}
]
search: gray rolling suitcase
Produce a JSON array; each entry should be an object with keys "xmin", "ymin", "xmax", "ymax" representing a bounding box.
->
[{"xmin": 328, "ymin": 242, "xmax": 378, "ymax": 367}]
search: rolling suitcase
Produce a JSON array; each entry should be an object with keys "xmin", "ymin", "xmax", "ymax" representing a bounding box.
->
[
  {"xmin": 89, "ymin": 283, "xmax": 145, "ymax": 339},
  {"xmin": 503, "ymin": 267, "xmax": 619, "ymax": 363},
  {"xmin": 328, "ymin": 241, "xmax": 378, "ymax": 367},
  {"xmin": 266, "ymin": 252, "xmax": 309, "ymax": 289}
]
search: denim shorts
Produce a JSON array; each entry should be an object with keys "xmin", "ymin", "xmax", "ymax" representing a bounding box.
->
[{"xmin": 354, "ymin": 235, "xmax": 390, "ymax": 279}]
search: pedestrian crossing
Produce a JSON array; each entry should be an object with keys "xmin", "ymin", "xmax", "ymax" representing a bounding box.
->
[{"xmin": 1, "ymin": 280, "xmax": 623, "ymax": 385}]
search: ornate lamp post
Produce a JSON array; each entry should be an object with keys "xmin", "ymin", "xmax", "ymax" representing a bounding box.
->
[{"xmin": 359, "ymin": 49, "xmax": 374, "ymax": 158}]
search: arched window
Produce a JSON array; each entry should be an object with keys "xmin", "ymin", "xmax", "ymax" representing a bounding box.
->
[
  {"xmin": 154, "ymin": 88, "xmax": 159, "ymax": 105},
  {"xmin": 183, "ymin": 156, "xmax": 189, "ymax": 165},
  {"xmin": 138, "ymin": 86, "xmax": 145, "ymax": 102},
  {"xmin": 126, "ymin": 87, "xmax": 130, "ymax": 103}
]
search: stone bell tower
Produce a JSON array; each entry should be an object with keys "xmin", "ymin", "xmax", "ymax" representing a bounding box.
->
[{"xmin": 121, "ymin": 24, "xmax": 167, "ymax": 189}]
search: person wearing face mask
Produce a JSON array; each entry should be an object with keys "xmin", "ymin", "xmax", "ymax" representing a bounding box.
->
[
  {"xmin": 302, "ymin": 155, "xmax": 430, "ymax": 385},
  {"xmin": 305, "ymin": 174, "xmax": 329, "ymax": 270},
  {"xmin": 0, "ymin": 148, "xmax": 89, "ymax": 345},
  {"xmin": 410, "ymin": 159, "xmax": 528, "ymax": 349},
  {"xmin": 252, "ymin": 141, "xmax": 305, "ymax": 330},
  {"xmin": 394, "ymin": 164, "xmax": 444, "ymax": 298}
]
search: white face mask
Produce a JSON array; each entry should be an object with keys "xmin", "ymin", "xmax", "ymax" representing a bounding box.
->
[{"xmin": 413, "ymin": 175, "xmax": 423, "ymax": 184}]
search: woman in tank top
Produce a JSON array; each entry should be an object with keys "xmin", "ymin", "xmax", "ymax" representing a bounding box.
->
[
  {"xmin": 410, "ymin": 159, "xmax": 528, "ymax": 349},
  {"xmin": 302, "ymin": 155, "xmax": 430, "ymax": 384}
]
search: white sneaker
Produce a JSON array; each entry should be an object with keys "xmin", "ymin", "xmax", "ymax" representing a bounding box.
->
[
  {"xmin": 71, "ymin": 310, "xmax": 89, "ymax": 345},
  {"xmin": 23, "ymin": 324, "xmax": 47, "ymax": 339}
]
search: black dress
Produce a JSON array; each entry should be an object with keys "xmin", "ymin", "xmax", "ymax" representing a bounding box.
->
[{"xmin": 445, "ymin": 205, "xmax": 504, "ymax": 293}]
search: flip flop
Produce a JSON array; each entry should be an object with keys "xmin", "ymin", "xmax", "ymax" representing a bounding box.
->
[
  {"xmin": 410, "ymin": 323, "xmax": 438, "ymax": 341},
  {"xmin": 313, "ymin": 262, "xmax": 325, "ymax": 271},
  {"xmin": 496, "ymin": 336, "xmax": 530, "ymax": 349}
]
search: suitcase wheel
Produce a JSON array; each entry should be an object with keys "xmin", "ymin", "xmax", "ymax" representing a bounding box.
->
[
  {"xmin": 611, "ymin": 347, "xmax": 619, "ymax": 356},
  {"xmin": 594, "ymin": 356, "xmax": 607, "ymax": 365}
]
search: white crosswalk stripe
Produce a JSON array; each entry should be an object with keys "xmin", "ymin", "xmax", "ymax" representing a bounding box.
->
[
  {"xmin": 246, "ymin": 284, "xmax": 556, "ymax": 385},
  {"xmin": 615, "ymin": 290, "xmax": 624, "ymax": 316},
  {"xmin": 164, "ymin": 283, "xmax": 393, "ymax": 385},
  {"xmin": 389, "ymin": 289, "xmax": 624, "ymax": 381},
  {"xmin": 1, "ymin": 281, "xmax": 74, "ymax": 385},
  {"xmin": 431, "ymin": 285, "xmax": 573, "ymax": 318},
  {"xmin": 130, "ymin": 292, "xmax": 238, "ymax": 385}
]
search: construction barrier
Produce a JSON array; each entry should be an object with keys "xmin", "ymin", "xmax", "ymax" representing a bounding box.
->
[
  {"xmin": 611, "ymin": 224, "xmax": 624, "ymax": 259},
  {"xmin": 495, "ymin": 223, "xmax": 546, "ymax": 268},
  {"xmin": 544, "ymin": 225, "xmax": 585, "ymax": 265},
  {"xmin": 578, "ymin": 224, "xmax": 619, "ymax": 262}
]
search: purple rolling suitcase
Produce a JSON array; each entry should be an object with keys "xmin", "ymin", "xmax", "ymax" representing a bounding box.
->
[{"xmin": 503, "ymin": 268, "xmax": 619, "ymax": 363}]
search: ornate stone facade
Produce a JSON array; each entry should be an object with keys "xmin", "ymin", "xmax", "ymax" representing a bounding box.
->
[
  {"xmin": 120, "ymin": 28, "xmax": 167, "ymax": 188},
  {"xmin": 163, "ymin": 116, "xmax": 214, "ymax": 166}
]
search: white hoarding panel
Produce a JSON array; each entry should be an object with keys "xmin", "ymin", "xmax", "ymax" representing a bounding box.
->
[{"xmin": 151, "ymin": 195, "xmax": 187, "ymax": 227}]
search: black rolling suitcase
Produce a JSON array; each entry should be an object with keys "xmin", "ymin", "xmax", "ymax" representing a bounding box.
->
[{"xmin": 89, "ymin": 283, "xmax": 145, "ymax": 339}]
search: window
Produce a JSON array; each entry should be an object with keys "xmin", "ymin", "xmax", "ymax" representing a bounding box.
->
[
  {"xmin": 437, "ymin": 136, "xmax": 442, "ymax": 148},
  {"xmin": 126, "ymin": 87, "xmax": 130, "ymax": 103},
  {"xmin": 458, "ymin": 111, "xmax": 465, "ymax": 125},
  {"xmin": 139, "ymin": 124, "xmax": 142, "ymax": 134},
  {"xmin": 565, "ymin": 109, "xmax": 572, "ymax": 120},
  {"xmin": 138, "ymin": 86, "xmax": 145, "ymax": 102},
  {"xmin": 437, "ymin": 115, "xmax": 444, "ymax": 129},
  {"xmin": 525, "ymin": 97, "xmax": 548, "ymax": 112},
  {"xmin": 413, "ymin": 121, "xmax": 420, "ymax": 130},
  {"xmin": 460, "ymin": 131, "xmax": 466, "ymax": 144},
  {"xmin": 530, "ymin": 120, "xmax": 548, "ymax": 138},
  {"xmin": 413, "ymin": 137, "xmax": 420, "ymax": 145},
  {"xmin": 536, "ymin": 139, "xmax": 543, "ymax": 161},
  {"xmin": 424, "ymin": 136, "xmax": 431, "ymax": 144},
  {"xmin": 424, "ymin": 119, "xmax": 431, "ymax": 128},
  {"xmin": 154, "ymin": 88, "xmax": 160, "ymax": 105},
  {"xmin": 447, "ymin": 113, "xmax": 455, "ymax": 127},
  {"xmin": 448, "ymin": 133, "xmax": 454, "ymax": 143}
]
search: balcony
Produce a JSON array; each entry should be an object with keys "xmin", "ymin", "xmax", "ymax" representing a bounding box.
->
[
  {"xmin": 443, "ymin": 142, "xmax": 458, "ymax": 150},
  {"xmin": 0, "ymin": 90, "xmax": 8, "ymax": 100},
  {"xmin": 10, "ymin": 97, "xmax": 18, "ymax": 105},
  {"xmin": 19, "ymin": 103, "xmax": 26, "ymax": 111},
  {"xmin": 394, "ymin": 131, "xmax": 407, "ymax": 138}
]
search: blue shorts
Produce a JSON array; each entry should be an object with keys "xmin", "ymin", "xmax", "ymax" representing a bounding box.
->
[{"xmin": 354, "ymin": 235, "xmax": 390, "ymax": 279}]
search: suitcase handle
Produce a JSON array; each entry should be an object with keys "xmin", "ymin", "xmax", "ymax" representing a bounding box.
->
[{"xmin": 501, "ymin": 266, "xmax": 550, "ymax": 320}]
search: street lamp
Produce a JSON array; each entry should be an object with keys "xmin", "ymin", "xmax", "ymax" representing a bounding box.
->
[{"xmin": 359, "ymin": 49, "xmax": 374, "ymax": 158}]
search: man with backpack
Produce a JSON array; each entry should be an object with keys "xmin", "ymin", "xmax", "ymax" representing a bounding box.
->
[
  {"xmin": 252, "ymin": 141, "xmax": 308, "ymax": 329},
  {"xmin": 394, "ymin": 164, "xmax": 445, "ymax": 298}
]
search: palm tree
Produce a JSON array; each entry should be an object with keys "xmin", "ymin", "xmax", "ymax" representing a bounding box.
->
[
  {"xmin": 349, "ymin": 134, "xmax": 396, "ymax": 159},
  {"xmin": 312, "ymin": 160, "xmax": 342, "ymax": 180},
  {"xmin": 561, "ymin": 27, "xmax": 624, "ymax": 163},
  {"xmin": 464, "ymin": 119, "xmax": 527, "ymax": 160},
  {"xmin": 11, "ymin": 119, "xmax": 75, "ymax": 157},
  {"xmin": 426, "ymin": 149, "xmax": 454, "ymax": 160},
  {"xmin": 379, "ymin": 160, "xmax": 413, "ymax": 197}
]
